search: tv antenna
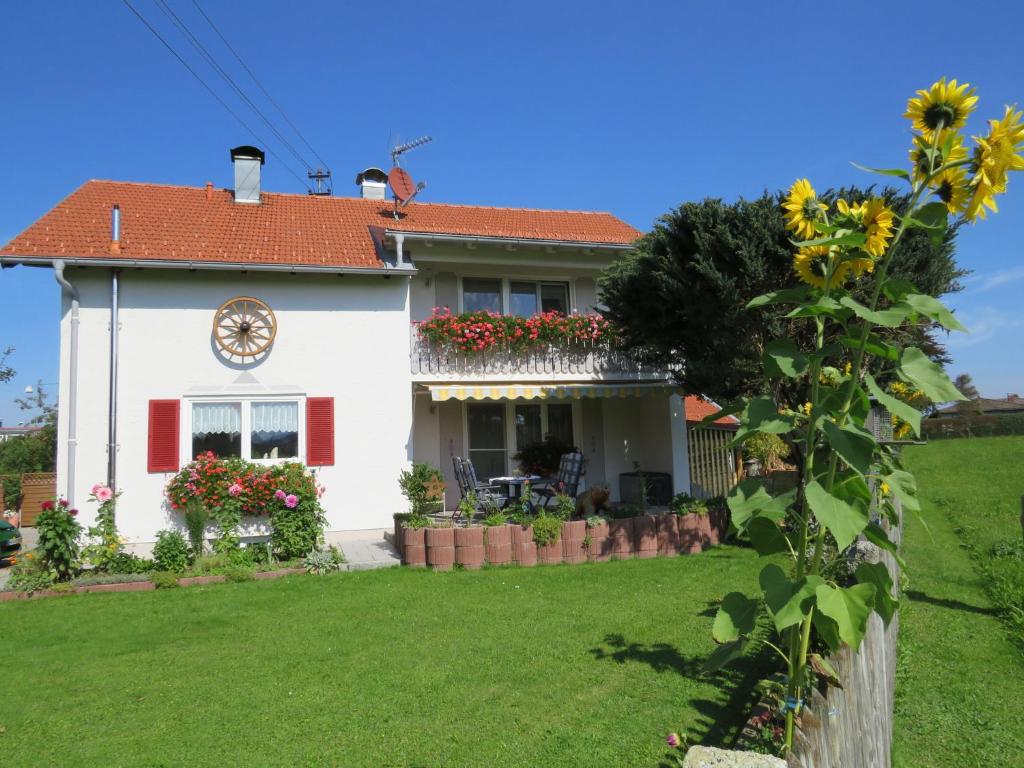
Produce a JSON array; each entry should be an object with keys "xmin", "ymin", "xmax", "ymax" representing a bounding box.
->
[
  {"xmin": 388, "ymin": 135, "xmax": 432, "ymax": 218},
  {"xmin": 307, "ymin": 167, "xmax": 332, "ymax": 196}
]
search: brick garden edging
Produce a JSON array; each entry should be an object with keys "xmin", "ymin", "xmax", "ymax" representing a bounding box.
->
[
  {"xmin": 0, "ymin": 567, "xmax": 308, "ymax": 602},
  {"xmin": 397, "ymin": 510, "xmax": 731, "ymax": 571}
]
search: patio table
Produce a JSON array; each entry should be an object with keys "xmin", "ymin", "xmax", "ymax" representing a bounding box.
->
[{"xmin": 490, "ymin": 475, "xmax": 543, "ymax": 508}]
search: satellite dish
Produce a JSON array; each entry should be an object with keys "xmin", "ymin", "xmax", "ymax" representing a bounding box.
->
[{"xmin": 389, "ymin": 167, "xmax": 416, "ymax": 203}]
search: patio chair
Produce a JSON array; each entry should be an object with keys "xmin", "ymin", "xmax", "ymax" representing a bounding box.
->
[
  {"xmin": 534, "ymin": 451, "xmax": 584, "ymax": 509},
  {"xmin": 453, "ymin": 456, "xmax": 505, "ymax": 515}
]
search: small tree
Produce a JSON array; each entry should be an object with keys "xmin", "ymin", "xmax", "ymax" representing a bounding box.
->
[
  {"xmin": 953, "ymin": 372, "xmax": 982, "ymax": 414},
  {"xmin": 0, "ymin": 346, "xmax": 14, "ymax": 384}
]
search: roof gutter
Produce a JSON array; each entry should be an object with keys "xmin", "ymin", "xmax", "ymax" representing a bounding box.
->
[
  {"xmin": 0, "ymin": 255, "xmax": 415, "ymax": 276},
  {"xmin": 383, "ymin": 230, "xmax": 635, "ymax": 251}
]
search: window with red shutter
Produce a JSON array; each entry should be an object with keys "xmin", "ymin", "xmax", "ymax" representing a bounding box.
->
[
  {"xmin": 148, "ymin": 399, "xmax": 180, "ymax": 473},
  {"xmin": 306, "ymin": 397, "xmax": 335, "ymax": 466}
]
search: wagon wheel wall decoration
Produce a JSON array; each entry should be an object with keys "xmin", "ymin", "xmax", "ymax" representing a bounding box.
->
[{"xmin": 213, "ymin": 297, "xmax": 277, "ymax": 359}]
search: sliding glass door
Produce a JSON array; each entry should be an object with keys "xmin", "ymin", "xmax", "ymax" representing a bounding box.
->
[{"xmin": 466, "ymin": 403, "xmax": 508, "ymax": 481}]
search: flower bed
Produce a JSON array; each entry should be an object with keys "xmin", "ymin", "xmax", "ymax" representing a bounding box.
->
[
  {"xmin": 415, "ymin": 308, "xmax": 614, "ymax": 354},
  {"xmin": 401, "ymin": 511, "xmax": 730, "ymax": 570}
]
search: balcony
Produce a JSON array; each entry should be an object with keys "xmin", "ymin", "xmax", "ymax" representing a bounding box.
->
[{"xmin": 410, "ymin": 326, "xmax": 667, "ymax": 382}]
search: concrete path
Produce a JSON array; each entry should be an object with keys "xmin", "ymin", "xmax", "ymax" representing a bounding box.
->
[{"xmin": 325, "ymin": 528, "xmax": 402, "ymax": 571}]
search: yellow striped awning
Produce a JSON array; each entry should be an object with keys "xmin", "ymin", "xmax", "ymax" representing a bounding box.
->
[{"xmin": 424, "ymin": 383, "xmax": 681, "ymax": 401}]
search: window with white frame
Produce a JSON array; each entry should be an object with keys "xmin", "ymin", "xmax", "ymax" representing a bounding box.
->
[
  {"xmin": 462, "ymin": 277, "xmax": 570, "ymax": 316},
  {"xmin": 190, "ymin": 400, "xmax": 301, "ymax": 461}
]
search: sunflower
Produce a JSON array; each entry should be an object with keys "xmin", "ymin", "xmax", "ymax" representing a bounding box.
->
[
  {"xmin": 910, "ymin": 129, "xmax": 967, "ymax": 184},
  {"xmin": 782, "ymin": 178, "xmax": 826, "ymax": 240},
  {"xmin": 793, "ymin": 246, "xmax": 850, "ymax": 289},
  {"xmin": 965, "ymin": 105, "xmax": 1024, "ymax": 221},
  {"xmin": 836, "ymin": 198, "xmax": 895, "ymax": 257},
  {"xmin": 905, "ymin": 78, "xmax": 978, "ymax": 135},
  {"xmin": 847, "ymin": 255, "xmax": 876, "ymax": 278},
  {"xmin": 932, "ymin": 166, "xmax": 969, "ymax": 216}
]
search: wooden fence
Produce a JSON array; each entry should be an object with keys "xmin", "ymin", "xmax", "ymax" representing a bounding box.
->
[
  {"xmin": 687, "ymin": 425, "xmax": 740, "ymax": 499},
  {"xmin": 18, "ymin": 472, "xmax": 56, "ymax": 526}
]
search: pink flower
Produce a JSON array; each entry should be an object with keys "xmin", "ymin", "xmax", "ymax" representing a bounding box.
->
[
  {"xmin": 666, "ymin": 733, "xmax": 682, "ymax": 748},
  {"xmin": 274, "ymin": 489, "xmax": 287, "ymax": 500},
  {"xmin": 228, "ymin": 483, "xmax": 243, "ymax": 497},
  {"xmin": 95, "ymin": 485, "xmax": 113, "ymax": 502},
  {"xmin": 284, "ymin": 494, "xmax": 299, "ymax": 509},
  {"xmin": 91, "ymin": 483, "xmax": 102, "ymax": 495},
  {"xmin": 69, "ymin": 509, "xmax": 79, "ymax": 517}
]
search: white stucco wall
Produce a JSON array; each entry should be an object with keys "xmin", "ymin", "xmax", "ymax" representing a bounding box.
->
[
  {"xmin": 600, "ymin": 394, "xmax": 686, "ymax": 501},
  {"xmin": 56, "ymin": 268, "xmax": 413, "ymax": 545}
]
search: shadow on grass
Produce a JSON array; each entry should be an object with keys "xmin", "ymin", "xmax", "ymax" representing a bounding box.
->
[
  {"xmin": 589, "ymin": 632, "xmax": 775, "ymax": 750},
  {"xmin": 905, "ymin": 589, "xmax": 996, "ymax": 616}
]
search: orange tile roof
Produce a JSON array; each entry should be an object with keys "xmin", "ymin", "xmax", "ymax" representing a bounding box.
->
[
  {"xmin": 1, "ymin": 180, "xmax": 640, "ymax": 268},
  {"xmin": 684, "ymin": 396, "xmax": 739, "ymax": 426}
]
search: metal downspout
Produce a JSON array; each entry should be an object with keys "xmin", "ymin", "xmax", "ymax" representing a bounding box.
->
[
  {"xmin": 107, "ymin": 269, "xmax": 120, "ymax": 491},
  {"xmin": 52, "ymin": 261, "xmax": 79, "ymax": 507}
]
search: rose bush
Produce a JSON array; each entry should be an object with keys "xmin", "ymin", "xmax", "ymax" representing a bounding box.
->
[{"xmin": 415, "ymin": 308, "xmax": 614, "ymax": 354}]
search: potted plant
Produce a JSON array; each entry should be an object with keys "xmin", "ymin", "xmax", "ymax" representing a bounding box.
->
[
  {"xmin": 454, "ymin": 497, "xmax": 485, "ymax": 569},
  {"xmin": 510, "ymin": 518, "xmax": 537, "ymax": 566},
  {"xmin": 532, "ymin": 514, "xmax": 563, "ymax": 565}
]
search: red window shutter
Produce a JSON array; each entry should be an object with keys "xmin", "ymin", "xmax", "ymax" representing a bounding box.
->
[
  {"xmin": 306, "ymin": 397, "xmax": 335, "ymax": 466},
  {"xmin": 147, "ymin": 399, "xmax": 180, "ymax": 473}
]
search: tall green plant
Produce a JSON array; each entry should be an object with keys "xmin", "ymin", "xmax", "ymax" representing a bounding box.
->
[
  {"xmin": 708, "ymin": 78, "xmax": 1023, "ymax": 754},
  {"xmin": 35, "ymin": 499, "xmax": 82, "ymax": 581}
]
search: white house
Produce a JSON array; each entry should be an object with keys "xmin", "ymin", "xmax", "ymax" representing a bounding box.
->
[{"xmin": 1, "ymin": 147, "xmax": 728, "ymax": 548}]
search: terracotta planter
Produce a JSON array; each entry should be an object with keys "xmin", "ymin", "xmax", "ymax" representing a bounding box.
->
[
  {"xmin": 585, "ymin": 520, "xmax": 611, "ymax": 562},
  {"xmin": 426, "ymin": 527, "xmax": 455, "ymax": 570},
  {"xmin": 455, "ymin": 526, "xmax": 485, "ymax": 547},
  {"xmin": 456, "ymin": 543, "xmax": 486, "ymax": 569},
  {"xmin": 484, "ymin": 524, "xmax": 513, "ymax": 565},
  {"xmin": 538, "ymin": 540, "xmax": 563, "ymax": 565},
  {"xmin": 656, "ymin": 513, "xmax": 680, "ymax": 556},
  {"xmin": 678, "ymin": 514, "xmax": 703, "ymax": 554},
  {"xmin": 697, "ymin": 514, "xmax": 714, "ymax": 547},
  {"xmin": 608, "ymin": 518, "xmax": 635, "ymax": 559},
  {"xmin": 634, "ymin": 514, "xmax": 658, "ymax": 559},
  {"xmin": 393, "ymin": 514, "xmax": 410, "ymax": 550},
  {"xmin": 511, "ymin": 524, "xmax": 537, "ymax": 566},
  {"xmin": 403, "ymin": 526, "xmax": 427, "ymax": 567},
  {"xmin": 561, "ymin": 520, "xmax": 587, "ymax": 564}
]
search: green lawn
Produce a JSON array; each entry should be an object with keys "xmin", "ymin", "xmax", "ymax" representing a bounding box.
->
[
  {"xmin": 3, "ymin": 549, "xmax": 770, "ymax": 767},
  {"xmin": 893, "ymin": 435, "xmax": 1024, "ymax": 767}
]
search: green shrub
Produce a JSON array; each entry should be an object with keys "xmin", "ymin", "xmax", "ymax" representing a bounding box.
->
[
  {"xmin": 5, "ymin": 554, "xmax": 55, "ymax": 593},
  {"xmin": 743, "ymin": 432, "xmax": 791, "ymax": 470},
  {"xmin": 482, "ymin": 509, "xmax": 508, "ymax": 526},
  {"xmin": 670, "ymin": 493, "xmax": 708, "ymax": 516},
  {"xmin": 212, "ymin": 505, "xmax": 241, "ymax": 556},
  {"xmin": 271, "ymin": 500, "xmax": 326, "ymax": 559},
  {"xmin": 552, "ymin": 493, "xmax": 575, "ymax": 521},
  {"xmin": 150, "ymin": 571, "xmax": 180, "ymax": 589},
  {"xmin": 183, "ymin": 500, "xmax": 209, "ymax": 559},
  {"xmin": 103, "ymin": 552, "xmax": 154, "ymax": 574},
  {"xmin": 35, "ymin": 499, "xmax": 82, "ymax": 581},
  {"xmin": 190, "ymin": 554, "xmax": 230, "ymax": 574},
  {"xmin": 72, "ymin": 572, "xmax": 152, "ymax": 587},
  {"xmin": 304, "ymin": 547, "xmax": 346, "ymax": 575},
  {"xmin": 532, "ymin": 514, "xmax": 562, "ymax": 547},
  {"xmin": 398, "ymin": 462, "xmax": 445, "ymax": 518},
  {"xmin": 223, "ymin": 564, "xmax": 255, "ymax": 583},
  {"xmin": 152, "ymin": 530, "xmax": 189, "ymax": 573}
]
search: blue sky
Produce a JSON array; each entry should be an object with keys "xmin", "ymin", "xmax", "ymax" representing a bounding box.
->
[{"xmin": 2, "ymin": 0, "xmax": 1023, "ymax": 424}]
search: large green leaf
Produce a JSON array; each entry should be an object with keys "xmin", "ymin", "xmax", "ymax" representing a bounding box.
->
[
  {"xmin": 704, "ymin": 637, "xmax": 750, "ymax": 673},
  {"xmin": 764, "ymin": 339, "xmax": 809, "ymax": 379},
  {"xmin": 815, "ymin": 582, "xmax": 877, "ymax": 650},
  {"xmin": 899, "ymin": 347, "xmax": 966, "ymax": 403},
  {"xmin": 856, "ymin": 561, "xmax": 898, "ymax": 626},
  {"xmin": 805, "ymin": 480, "xmax": 869, "ymax": 551},
  {"xmin": 850, "ymin": 162, "xmax": 911, "ymax": 181},
  {"xmin": 821, "ymin": 419, "xmax": 876, "ymax": 476},
  {"xmin": 907, "ymin": 201, "xmax": 949, "ymax": 245},
  {"xmin": 881, "ymin": 278, "xmax": 919, "ymax": 302},
  {"xmin": 883, "ymin": 469, "xmax": 920, "ymax": 512},
  {"xmin": 901, "ymin": 293, "xmax": 966, "ymax": 332},
  {"xmin": 713, "ymin": 592, "xmax": 759, "ymax": 643},
  {"xmin": 726, "ymin": 481, "xmax": 793, "ymax": 531},
  {"xmin": 862, "ymin": 522, "xmax": 907, "ymax": 571},
  {"xmin": 790, "ymin": 231, "xmax": 867, "ymax": 249},
  {"xmin": 760, "ymin": 564, "xmax": 824, "ymax": 632},
  {"xmin": 785, "ymin": 296, "xmax": 850, "ymax": 320},
  {"xmin": 865, "ymin": 373, "xmax": 921, "ymax": 438},
  {"xmin": 838, "ymin": 332, "xmax": 901, "ymax": 362},
  {"xmin": 838, "ymin": 295, "xmax": 912, "ymax": 328},
  {"xmin": 731, "ymin": 397, "xmax": 797, "ymax": 445},
  {"xmin": 746, "ymin": 516, "xmax": 791, "ymax": 556},
  {"xmin": 812, "ymin": 611, "xmax": 842, "ymax": 653},
  {"xmin": 747, "ymin": 286, "xmax": 814, "ymax": 309}
]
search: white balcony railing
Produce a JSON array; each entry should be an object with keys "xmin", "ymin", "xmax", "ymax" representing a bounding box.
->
[{"xmin": 410, "ymin": 326, "xmax": 665, "ymax": 380}]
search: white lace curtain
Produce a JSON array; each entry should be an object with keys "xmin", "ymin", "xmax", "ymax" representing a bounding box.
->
[
  {"xmin": 192, "ymin": 403, "xmax": 241, "ymax": 436},
  {"xmin": 252, "ymin": 402, "xmax": 299, "ymax": 435}
]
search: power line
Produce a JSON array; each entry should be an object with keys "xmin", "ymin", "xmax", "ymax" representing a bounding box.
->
[
  {"xmin": 191, "ymin": 0, "xmax": 331, "ymax": 171},
  {"xmin": 121, "ymin": 0, "xmax": 312, "ymax": 191},
  {"xmin": 152, "ymin": 0, "xmax": 314, "ymax": 173}
]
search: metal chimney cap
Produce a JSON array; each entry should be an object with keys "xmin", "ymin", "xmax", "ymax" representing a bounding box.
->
[
  {"xmin": 230, "ymin": 145, "xmax": 265, "ymax": 165},
  {"xmin": 355, "ymin": 167, "xmax": 388, "ymax": 185}
]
